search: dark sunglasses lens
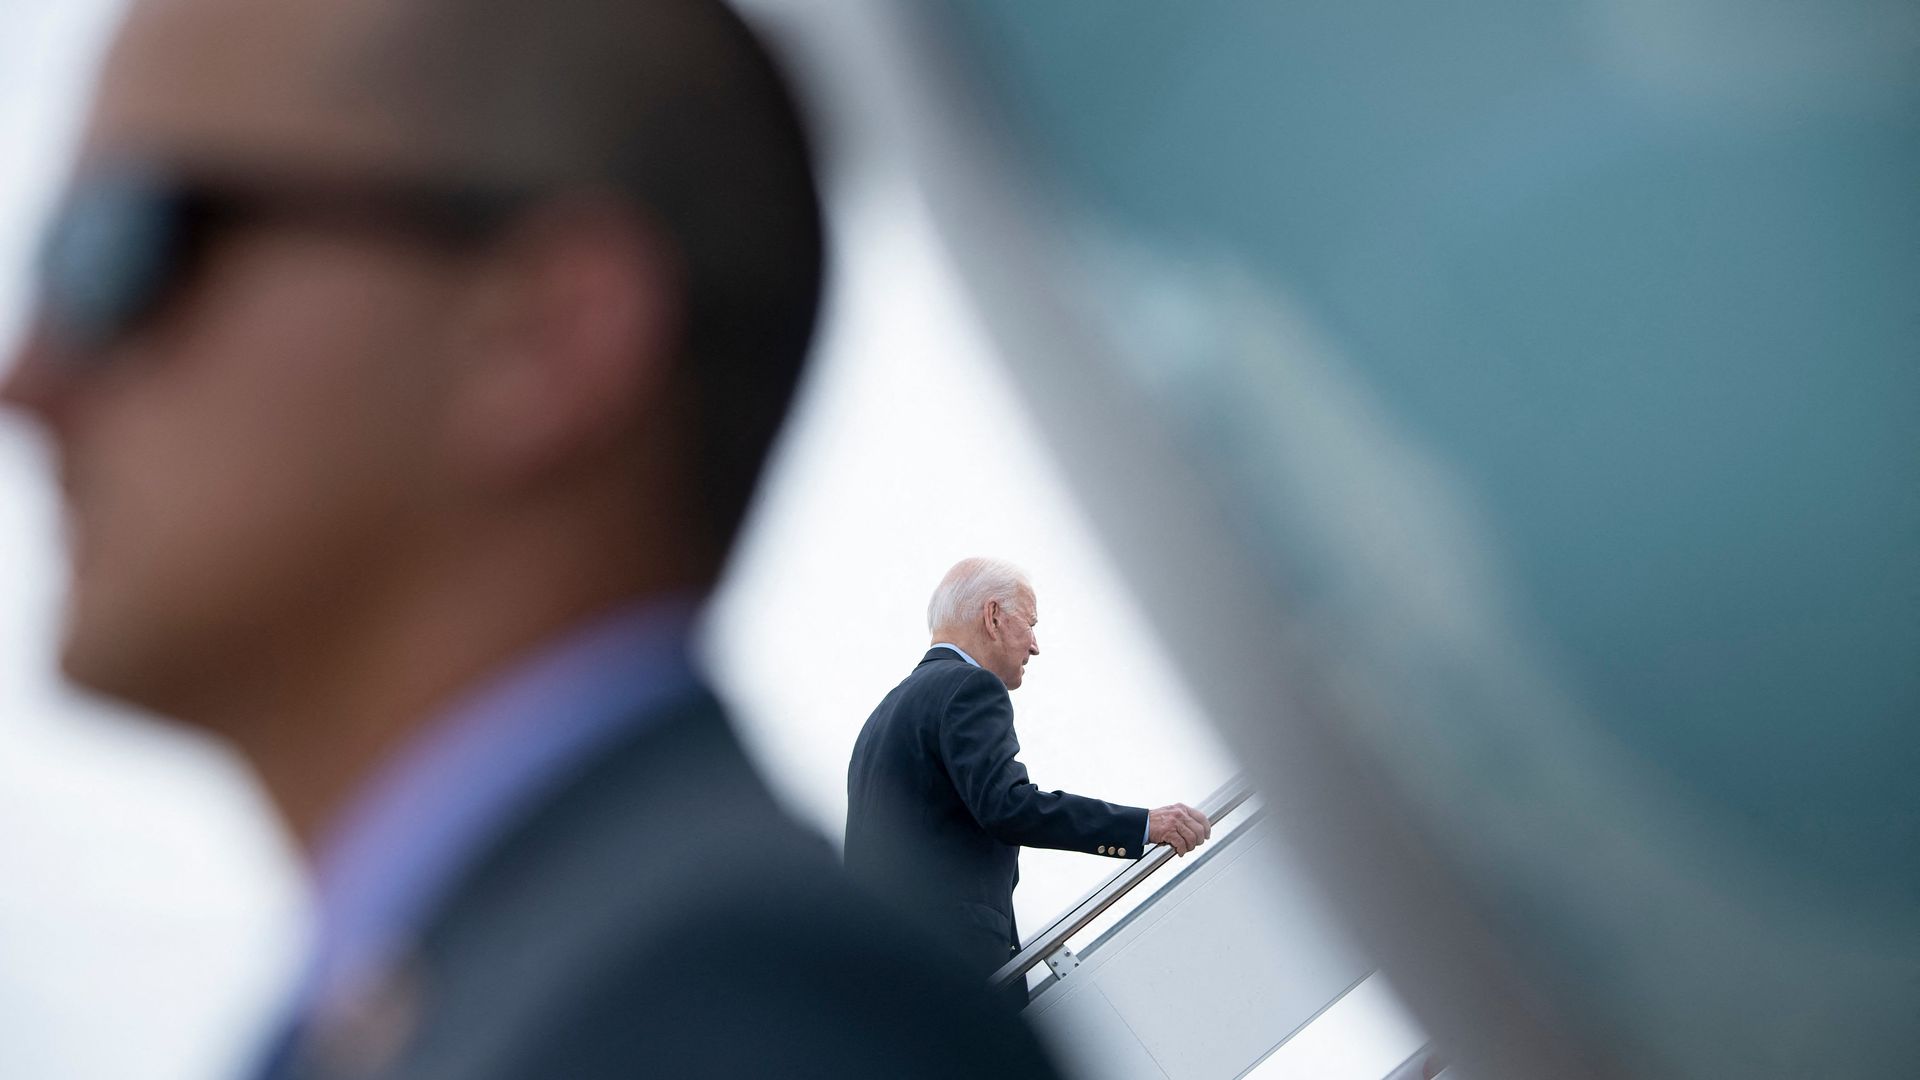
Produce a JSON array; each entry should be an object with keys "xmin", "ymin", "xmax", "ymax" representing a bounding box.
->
[{"xmin": 38, "ymin": 172, "xmax": 193, "ymax": 353}]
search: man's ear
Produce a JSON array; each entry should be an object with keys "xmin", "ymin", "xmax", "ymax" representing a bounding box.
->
[
  {"xmin": 440, "ymin": 196, "xmax": 684, "ymax": 488},
  {"xmin": 983, "ymin": 598, "xmax": 1003, "ymax": 641}
]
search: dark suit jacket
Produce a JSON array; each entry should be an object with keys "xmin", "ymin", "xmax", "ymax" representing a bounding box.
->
[
  {"xmin": 844, "ymin": 648, "xmax": 1149, "ymax": 980},
  {"xmin": 278, "ymin": 690, "xmax": 1062, "ymax": 1080}
]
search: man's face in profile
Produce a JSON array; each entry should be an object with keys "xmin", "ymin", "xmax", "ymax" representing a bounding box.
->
[
  {"xmin": 991, "ymin": 588, "xmax": 1040, "ymax": 690},
  {"xmin": 3, "ymin": 0, "xmax": 467, "ymax": 726}
]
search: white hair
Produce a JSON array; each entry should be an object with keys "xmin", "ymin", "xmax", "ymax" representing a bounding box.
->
[{"xmin": 927, "ymin": 557, "xmax": 1032, "ymax": 632}]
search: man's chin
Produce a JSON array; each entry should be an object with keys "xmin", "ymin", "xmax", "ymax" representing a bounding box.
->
[
  {"xmin": 59, "ymin": 618, "xmax": 179, "ymax": 719},
  {"xmin": 59, "ymin": 635, "xmax": 140, "ymax": 707}
]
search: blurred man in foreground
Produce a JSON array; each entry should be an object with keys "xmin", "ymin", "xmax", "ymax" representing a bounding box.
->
[
  {"xmin": 0, "ymin": 1, "xmax": 1063, "ymax": 1077},
  {"xmin": 846, "ymin": 557, "xmax": 1212, "ymax": 1006}
]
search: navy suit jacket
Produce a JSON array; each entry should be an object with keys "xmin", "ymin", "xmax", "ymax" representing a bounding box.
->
[
  {"xmin": 844, "ymin": 648, "xmax": 1149, "ymax": 977},
  {"xmin": 273, "ymin": 689, "xmax": 1062, "ymax": 1080}
]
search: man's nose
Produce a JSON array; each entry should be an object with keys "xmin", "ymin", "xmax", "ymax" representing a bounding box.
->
[{"xmin": 1029, "ymin": 637, "xmax": 1040, "ymax": 657}]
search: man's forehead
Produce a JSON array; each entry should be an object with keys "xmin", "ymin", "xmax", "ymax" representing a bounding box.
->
[{"xmin": 87, "ymin": 0, "xmax": 422, "ymax": 168}]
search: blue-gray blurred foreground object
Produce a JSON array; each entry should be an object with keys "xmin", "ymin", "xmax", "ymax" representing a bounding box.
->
[{"xmin": 873, "ymin": 2, "xmax": 1918, "ymax": 1076}]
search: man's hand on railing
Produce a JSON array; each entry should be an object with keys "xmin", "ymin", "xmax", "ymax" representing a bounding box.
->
[{"xmin": 1148, "ymin": 803, "xmax": 1212, "ymax": 855}]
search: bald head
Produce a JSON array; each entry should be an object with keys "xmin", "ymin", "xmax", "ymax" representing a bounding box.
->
[
  {"xmin": 362, "ymin": 0, "xmax": 824, "ymax": 556},
  {"xmin": 929, "ymin": 558, "xmax": 1040, "ymax": 690},
  {"xmin": 90, "ymin": 0, "xmax": 421, "ymax": 169}
]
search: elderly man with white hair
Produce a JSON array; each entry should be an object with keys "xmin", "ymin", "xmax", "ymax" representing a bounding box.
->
[{"xmin": 845, "ymin": 557, "xmax": 1211, "ymax": 1007}]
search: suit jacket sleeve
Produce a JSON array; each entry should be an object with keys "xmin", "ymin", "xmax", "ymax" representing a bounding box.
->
[{"xmin": 937, "ymin": 668, "xmax": 1150, "ymax": 858}]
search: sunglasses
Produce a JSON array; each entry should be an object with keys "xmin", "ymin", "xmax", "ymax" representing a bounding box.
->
[{"xmin": 33, "ymin": 163, "xmax": 530, "ymax": 355}]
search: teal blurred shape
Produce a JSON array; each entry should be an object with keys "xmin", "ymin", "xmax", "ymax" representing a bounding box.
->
[{"xmin": 926, "ymin": 0, "xmax": 1919, "ymax": 1074}]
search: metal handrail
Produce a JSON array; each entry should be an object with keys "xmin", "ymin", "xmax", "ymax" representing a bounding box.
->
[{"xmin": 988, "ymin": 775, "xmax": 1255, "ymax": 993}]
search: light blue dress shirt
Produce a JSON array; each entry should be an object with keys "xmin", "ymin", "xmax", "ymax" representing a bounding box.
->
[
  {"xmin": 929, "ymin": 641, "xmax": 981, "ymax": 668},
  {"xmin": 293, "ymin": 595, "xmax": 703, "ymax": 1019}
]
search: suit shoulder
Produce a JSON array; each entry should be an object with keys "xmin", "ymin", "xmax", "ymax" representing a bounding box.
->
[
  {"xmin": 878, "ymin": 657, "xmax": 1000, "ymax": 712},
  {"xmin": 502, "ymin": 875, "xmax": 1063, "ymax": 1079},
  {"xmin": 946, "ymin": 661, "xmax": 1009, "ymax": 701},
  {"xmin": 918, "ymin": 658, "xmax": 1006, "ymax": 697},
  {"xmin": 881, "ymin": 663, "xmax": 1006, "ymax": 733},
  {"xmin": 416, "ymin": 793, "xmax": 1059, "ymax": 1078}
]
